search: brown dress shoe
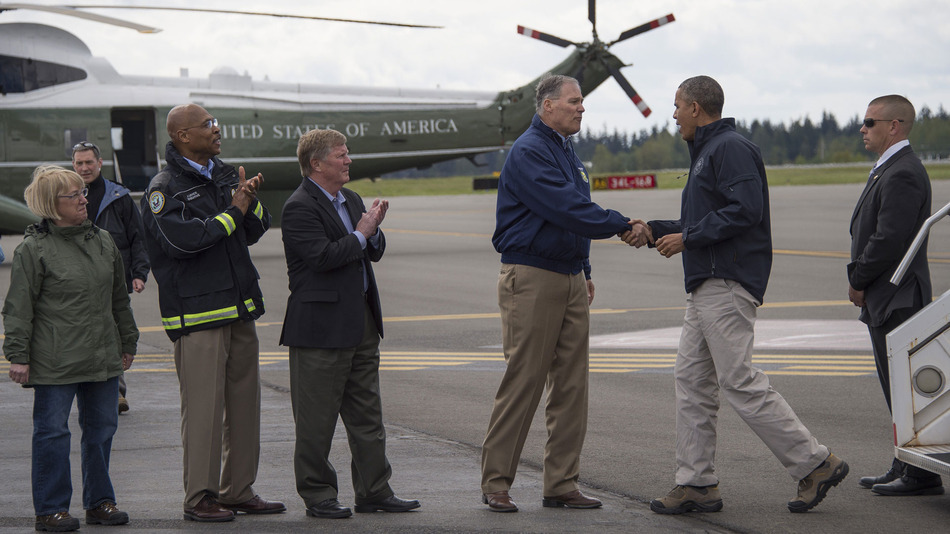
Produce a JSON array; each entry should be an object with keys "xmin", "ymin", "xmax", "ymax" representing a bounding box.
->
[
  {"xmin": 482, "ymin": 490, "xmax": 518, "ymax": 512},
  {"xmin": 183, "ymin": 495, "xmax": 235, "ymax": 522},
  {"xmin": 542, "ymin": 489, "xmax": 603, "ymax": 509},
  {"xmin": 224, "ymin": 495, "xmax": 287, "ymax": 514}
]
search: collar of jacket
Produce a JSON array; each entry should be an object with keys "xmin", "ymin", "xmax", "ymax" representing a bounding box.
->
[
  {"xmin": 163, "ymin": 140, "xmax": 226, "ymax": 180},
  {"xmin": 33, "ymin": 218, "xmax": 98, "ymax": 240},
  {"xmin": 690, "ymin": 118, "xmax": 736, "ymax": 150},
  {"xmin": 531, "ymin": 114, "xmax": 572, "ymax": 148}
]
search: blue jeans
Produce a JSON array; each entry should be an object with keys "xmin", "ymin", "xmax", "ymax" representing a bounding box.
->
[{"xmin": 32, "ymin": 377, "xmax": 119, "ymax": 515}]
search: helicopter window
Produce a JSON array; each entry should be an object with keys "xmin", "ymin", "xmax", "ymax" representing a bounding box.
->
[{"xmin": 0, "ymin": 55, "xmax": 87, "ymax": 95}]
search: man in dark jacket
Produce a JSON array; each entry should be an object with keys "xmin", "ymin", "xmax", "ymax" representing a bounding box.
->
[
  {"xmin": 72, "ymin": 141, "xmax": 149, "ymax": 413},
  {"xmin": 480, "ymin": 74, "xmax": 637, "ymax": 513},
  {"xmin": 849, "ymin": 94, "xmax": 940, "ymax": 496},
  {"xmin": 141, "ymin": 104, "xmax": 284, "ymax": 522},
  {"xmin": 280, "ymin": 128, "xmax": 419, "ymax": 519},
  {"xmin": 635, "ymin": 75, "xmax": 847, "ymax": 515}
]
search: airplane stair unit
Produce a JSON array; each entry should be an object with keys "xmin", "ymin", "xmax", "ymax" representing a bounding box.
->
[{"xmin": 887, "ymin": 199, "xmax": 950, "ymax": 476}]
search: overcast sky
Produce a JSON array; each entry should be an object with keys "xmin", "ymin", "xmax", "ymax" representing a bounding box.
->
[{"xmin": 4, "ymin": 0, "xmax": 948, "ymax": 136}]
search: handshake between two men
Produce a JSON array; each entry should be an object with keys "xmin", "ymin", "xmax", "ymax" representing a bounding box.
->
[{"xmin": 619, "ymin": 220, "xmax": 685, "ymax": 259}]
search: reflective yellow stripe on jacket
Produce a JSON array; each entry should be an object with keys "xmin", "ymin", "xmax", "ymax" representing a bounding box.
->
[
  {"xmin": 215, "ymin": 211, "xmax": 236, "ymax": 235},
  {"xmin": 162, "ymin": 299, "xmax": 258, "ymax": 331}
]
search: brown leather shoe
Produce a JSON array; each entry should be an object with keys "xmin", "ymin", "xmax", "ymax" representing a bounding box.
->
[
  {"xmin": 183, "ymin": 495, "xmax": 235, "ymax": 522},
  {"xmin": 542, "ymin": 489, "xmax": 603, "ymax": 509},
  {"xmin": 482, "ymin": 490, "xmax": 518, "ymax": 512},
  {"xmin": 224, "ymin": 495, "xmax": 287, "ymax": 515}
]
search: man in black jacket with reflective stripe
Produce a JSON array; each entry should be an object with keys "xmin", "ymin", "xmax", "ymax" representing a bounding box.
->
[{"xmin": 141, "ymin": 103, "xmax": 284, "ymax": 522}]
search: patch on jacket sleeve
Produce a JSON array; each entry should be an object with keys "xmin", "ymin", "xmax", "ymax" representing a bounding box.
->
[{"xmin": 148, "ymin": 191, "xmax": 165, "ymax": 213}]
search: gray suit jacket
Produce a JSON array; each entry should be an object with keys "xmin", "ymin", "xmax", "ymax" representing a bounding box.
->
[{"xmin": 848, "ymin": 145, "xmax": 932, "ymax": 327}]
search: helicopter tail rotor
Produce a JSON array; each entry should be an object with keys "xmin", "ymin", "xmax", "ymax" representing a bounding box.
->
[{"xmin": 516, "ymin": 1, "xmax": 674, "ymax": 118}]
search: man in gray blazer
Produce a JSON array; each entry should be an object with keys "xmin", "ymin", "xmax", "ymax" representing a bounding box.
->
[
  {"xmin": 280, "ymin": 129, "xmax": 419, "ymax": 519},
  {"xmin": 848, "ymin": 94, "xmax": 940, "ymax": 496}
]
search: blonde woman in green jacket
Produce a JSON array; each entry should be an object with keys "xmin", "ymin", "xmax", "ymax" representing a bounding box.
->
[{"xmin": 3, "ymin": 166, "xmax": 138, "ymax": 532}]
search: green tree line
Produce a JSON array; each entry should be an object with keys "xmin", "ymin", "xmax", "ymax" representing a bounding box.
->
[
  {"xmin": 382, "ymin": 106, "xmax": 949, "ymax": 179},
  {"xmin": 575, "ymin": 105, "xmax": 949, "ymax": 173}
]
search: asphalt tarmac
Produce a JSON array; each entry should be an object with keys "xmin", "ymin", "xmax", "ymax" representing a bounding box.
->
[{"xmin": 1, "ymin": 180, "xmax": 949, "ymax": 533}]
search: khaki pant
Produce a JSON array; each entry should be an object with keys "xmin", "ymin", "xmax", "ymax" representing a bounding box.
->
[
  {"xmin": 674, "ymin": 279, "xmax": 827, "ymax": 486},
  {"xmin": 481, "ymin": 264, "xmax": 590, "ymax": 496},
  {"xmin": 174, "ymin": 320, "xmax": 261, "ymax": 508}
]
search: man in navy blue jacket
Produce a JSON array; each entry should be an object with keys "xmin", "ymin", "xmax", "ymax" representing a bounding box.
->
[
  {"xmin": 634, "ymin": 75, "xmax": 847, "ymax": 515},
  {"xmin": 480, "ymin": 74, "xmax": 637, "ymax": 513}
]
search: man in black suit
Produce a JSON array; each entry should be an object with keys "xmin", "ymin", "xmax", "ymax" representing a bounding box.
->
[
  {"xmin": 280, "ymin": 128, "xmax": 419, "ymax": 519},
  {"xmin": 848, "ymin": 94, "xmax": 941, "ymax": 496}
]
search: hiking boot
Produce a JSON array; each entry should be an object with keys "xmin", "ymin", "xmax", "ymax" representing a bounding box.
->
[
  {"xmin": 85, "ymin": 501, "xmax": 129, "ymax": 525},
  {"xmin": 788, "ymin": 452, "xmax": 848, "ymax": 512},
  {"xmin": 118, "ymin": 396, "xmax": 129, "ymax": 414},
  {"xmin": 650, "ymin": 485, "xmax": 722, "ymax": 514},
  {"xmin": 35, "ymin": 511, "xmax": 80, "ymax": 532}
]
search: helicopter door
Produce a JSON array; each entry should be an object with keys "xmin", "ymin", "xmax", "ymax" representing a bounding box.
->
[{"xmin": 110, "ymin": 108, "xmax": 159, "ymax": 192}]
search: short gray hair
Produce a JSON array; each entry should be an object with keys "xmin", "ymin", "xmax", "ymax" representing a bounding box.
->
[
  {"xmin": 535, "ymin": 74, "xmax": 580, "ymax": 114},
  {"xmin": 678, "ymin": 75, "xmax": 724, "ymax": 117}
]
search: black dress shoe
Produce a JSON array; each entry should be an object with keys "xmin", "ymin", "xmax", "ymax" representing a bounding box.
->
[
  {"xmin": 859, "ymin": 459, "xmax": 903, "ymax": 489},
  {"xmin": 354, "ymin": 495, "xmax": 421, "ymax": 513},
  {"xmin": 871, "ymin": 475, "xmax": 945, "ymax": 496},
  {"xmin": 305, "ymin": 498, "xmax": 352, "ymax": 519}
]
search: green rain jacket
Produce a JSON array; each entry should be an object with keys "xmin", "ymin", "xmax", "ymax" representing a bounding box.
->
[{"xmin": 2, "ymin": 219, "xmax": 138, "ymax": 385}]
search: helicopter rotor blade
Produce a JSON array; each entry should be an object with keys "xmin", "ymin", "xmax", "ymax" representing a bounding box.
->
[
  {"xmin": 606, "ymin": 64, "xmax": 652, "ymax": 118},
  {"xmin": 0, "ymin": 3, "xmax": 441, "ymax": 31},
  {"xmin": 608, "ymin": 13, "xmax": 675, "ymax": 46},
  {"xmin": 0, "ymin": 3, "xmax": 161, "ymax": 32},
  {"xmin": 64, "ymin": 5, "xmax": 442, "ymax": 29},
  {"xmin": 588, "ymin": 0, "xmax": 596, "ymax": 30},
  {"xmin": 517, "ymin": 25, "xmax": 575, "ymax": 48}
]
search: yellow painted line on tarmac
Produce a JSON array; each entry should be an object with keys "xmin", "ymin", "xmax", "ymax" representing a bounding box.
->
[
  {"xmin": 1, "ymin": 349, "xmax": 876, "ymax": 377},
  {"xmin": 385, "ymin": 228, "xmax": 492, "ymax": 239},
  {"xmin": 591, "ymin": 363, "xmax": 674, "ymax": 368},
  {"xmin": 378, "ymin": 361, "xmax": 469, "ymax": 367},
  {"xmin": 766, "ymin": 370, "xmax": 870, "ymax": 376},
  {"xmin": 752, "ymin": 358, "xmax": 874, "ymax": 369},
  {"xmin": 784, "ymin": 365, "xmax": 877, "ymax": 371},
  {"xmin": 385, "ymin": 351, "xmax": 503, "ymax": 356},
  {"xmin": 386, "ymin": 312, "xmax": 499, "ymax": 322},
  {"xmin": 121, "ymin": 299, "xmax": 869, "ymax": 332},
  {"xmin": 590, "ymin": 359, "xmax": 673, "ymax": 364},
  {"xmin": 381, "ymin": 228, "xmax": 946, "ymax": 264},
  {"xmin": 761, "ymin": 300, "xmax": 853, "ymax": 309},
  {"xmin": 773, "ymin": 249, "xmax": 850, "ymax": 259}
]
